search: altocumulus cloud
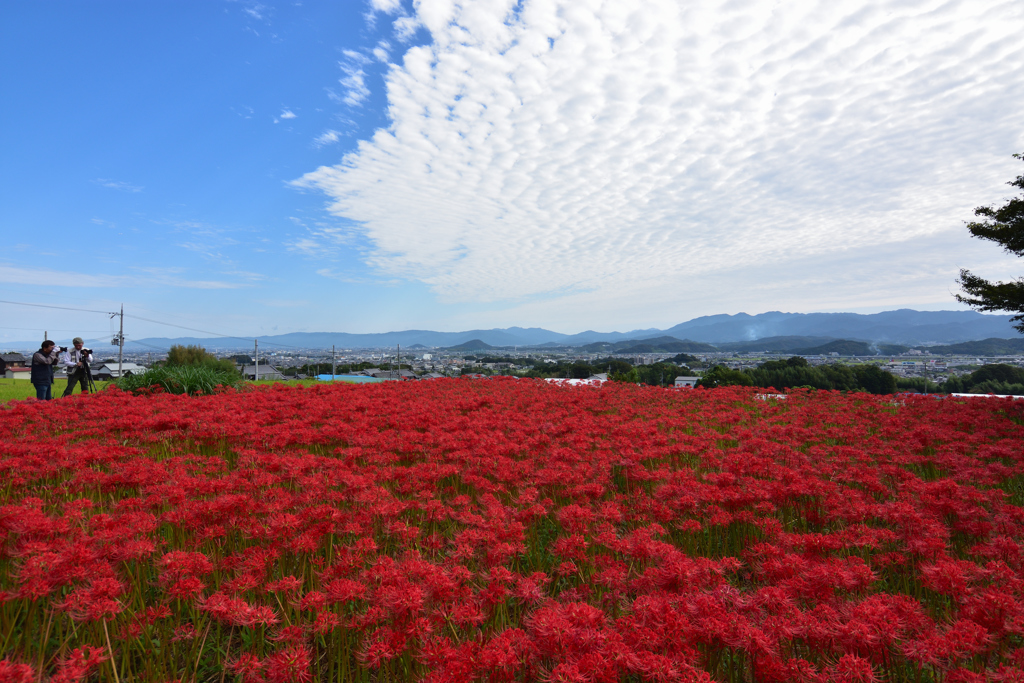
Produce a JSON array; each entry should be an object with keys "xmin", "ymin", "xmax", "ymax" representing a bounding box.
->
[{"xmin": 298, "ymin": 0, "xmax": 1024, "ymax": 317}]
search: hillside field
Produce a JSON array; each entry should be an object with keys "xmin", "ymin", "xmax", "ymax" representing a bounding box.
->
[{"xmin": 1, "ymin": 379, "xmax": 1023, "ymax": 682}]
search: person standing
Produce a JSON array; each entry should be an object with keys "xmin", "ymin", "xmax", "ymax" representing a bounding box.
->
[
  {"xmin": 61, "ymin": 337, "xmax": 93, "ymax": 397},
  {"xmin": 31, "ymin": 340, "xmax": 61, "ymax": 400}
]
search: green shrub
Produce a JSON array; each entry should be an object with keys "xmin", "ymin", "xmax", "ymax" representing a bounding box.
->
[
  {"xmin": 852, "ymin": 364, "xmax": 898, "ymax": 395},
  {"xmin": 113, "ymin": 365, "xmax": 245, "ymax": 396},
  {"xmin": 968, "ymin": 380, "xmax": 1024, "ymax": 396},
  {"xmin": 698, "ymin": 365, "xmax": 754, "ymax": 388},
  {"xmin": 164, "ymin": 344, "xmax": 240, "ymax": 374},
  {"xmin": 895, "ymin": 376, "xmax": 945, "ymax": 394}
]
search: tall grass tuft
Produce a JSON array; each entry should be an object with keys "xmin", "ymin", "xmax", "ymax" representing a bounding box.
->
[{"xmin": 113, "ymin": 365, "xmax": 245, "ymax": 396}]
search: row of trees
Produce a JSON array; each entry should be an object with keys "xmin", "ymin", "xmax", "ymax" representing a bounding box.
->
[
  {"xmin": 943, "ymin": 364, "xmax": 1024, "ymax": 396},
  {"xmin": 522, "ymin": 358, "xmax": 693, "ymax": 387},
  {"xmin": 698, "ymin": 356, "xmax": 1024, "ymax": 396},
  {"xmin": 698, "ymin": 356, "xmax": 898, "ymax": 394}
]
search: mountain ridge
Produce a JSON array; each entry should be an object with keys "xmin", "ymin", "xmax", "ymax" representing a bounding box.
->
[{"xmin": 3, "ymin": 310, "xmax": 1018, "ymax": 351}]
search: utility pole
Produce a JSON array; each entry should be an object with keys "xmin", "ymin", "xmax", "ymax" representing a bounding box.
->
[
  {"xmin": 254, "ymin": 339, "xmax": 258, "ymax": 382},
  {"xmin": 397, "ymin": 343, "xmax": 400, "ymax": 379},
  {"xmin": 332, "ymin": 345, "xmax": 336, "ymax": 379},
  {"xmin": 117, "ymin": 304, "xmax": 124, "ymax": 380}
]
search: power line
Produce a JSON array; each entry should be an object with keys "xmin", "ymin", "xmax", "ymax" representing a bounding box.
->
[
  {"xmin": 124, "ymin": 314, "xmax": 256, "ymax": 342},
  {"xmin": 1, "ymin": 297, "xmax": 306, "ymax": 350},
  {"xmin": 0, "ymin": 299, "xmax": 114, "ymax": 315},
  {"xmin": 124, "ymin": 314, "xmax": 305, "ymax": 349},
  {"xmin": 124, "ymin": 339, "xmax": 173, "ymax": 351},
  {"xmin": 0, "ymin": 327, "xmax": 111, "ymax": 334}
]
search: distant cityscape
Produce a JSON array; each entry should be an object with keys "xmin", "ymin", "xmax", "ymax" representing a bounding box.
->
[
  {"xmin": 3, "ymin": 336, "xmax": 1019, "ymax": 385},
  {"xmin": 3, "ymin": 309, "xmax": 1022, "ymax": 388}
]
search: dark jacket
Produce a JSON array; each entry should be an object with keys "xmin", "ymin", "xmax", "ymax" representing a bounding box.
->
[{"xmin": 30, "ymin": 348, "xmax": 60, "ymax": 384}]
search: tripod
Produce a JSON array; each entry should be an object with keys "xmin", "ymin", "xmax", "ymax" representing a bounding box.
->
[{"xmin": 63, "ymin": 353, "xmax": 96, "ymax": 396}]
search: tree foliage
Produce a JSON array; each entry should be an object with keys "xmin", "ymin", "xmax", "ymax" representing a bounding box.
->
[
  {"xmin": 944, "ymin": 364, "xmax": 1024, "ymax": 396},
  {"xmin": 165, "ymin": 344, "xmax": 238, "ymax": 374},
  {"xmin": 702, "ymin": 357, "xmax": 897, "ymax": 394},
  {"xmin": 609, "ymin": 362, "xmax": 692, "ymax": 387},
  {"xmin": 956, "ymin": 153, "xmax": 1024, "ymax": 332},
  {"xmin": 698, "ymin": 365, "xmax": 754, "ymax": 388}
]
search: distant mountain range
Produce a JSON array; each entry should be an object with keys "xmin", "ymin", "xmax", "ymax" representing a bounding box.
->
[
  {"xmin": 577, "ymin": 336, "xmax": 718, "ymax": 354},
  {"xmin": 5, "ymin": 309, "xmax": 1019, "ymax": 352},
  {"xmin": 655, "ymin": 309, "xmax": 1018, "ymax": 345}
]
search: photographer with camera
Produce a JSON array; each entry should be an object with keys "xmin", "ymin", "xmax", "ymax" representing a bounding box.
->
[
  {"xmin": 60, "ymin": 337, "xmax": 94, "ymax": 397},
  {"xmin": 31, "ymin": 340, "xmax": 61, "ymax": 400}
]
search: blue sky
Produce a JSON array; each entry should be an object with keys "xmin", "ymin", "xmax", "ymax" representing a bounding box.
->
[{"xmin": 2, "ymin": 0, "xmax": 1023, "ymax": 344}]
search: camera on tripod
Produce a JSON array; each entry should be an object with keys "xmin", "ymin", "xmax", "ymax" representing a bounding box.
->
[{"xmin": 58, "ymin": 346, "xmax": 92, "ymax": 355}]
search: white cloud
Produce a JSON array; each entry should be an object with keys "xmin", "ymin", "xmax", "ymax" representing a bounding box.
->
[
  {"xmin": 279, "ymin": 109, "xmax": 297, "ymax": 119},
  {"xmin": 0, "ymin": 264, "xmax": 248, "ymax": 290},
  {"xmin": 299, "ymin": 0, "xmax": 1024, "ymax": 323},
  {"xmin": 290, "ymin": 238, "xmax": 324, "ymax": 257},
  {"xmin": 224, "ymin": 270, "xmax": 267, "ymax": 281},
  {"xmin": 286, "ymin": 221, "xmax": 357, "ymax": 257},
  {"xmin": 392, "ymin": 16, "xmax": 419, "ymax": 42},
  {"xmin": 0, "ymin": 264, "xmax": 132, "ymax": 289},
  {"xmin": 335, "ymin": 51, "xmax": 372, "ymax": 107},
  {"xmin": 316, "ymin": 268, "xmax": 400, "ymax": 285},
  {"xmin": 373, "ymin": 40, "xmax": 392, "ymax": 63},
  {"xmin": 238, "ymin": 1, "xmax": 269, "ymax": 22},
  {"xmin": 369, "ymin": 0, "xmax": 402, "ymax": 14},
  {"xmin": 94, "ymin": 178, "xmax": 143, "ymax": 193},
  {"xmin": 260, "ymin": 298, "xmax": 310, "ymax": 307},
  {"xmin": 128, "ymin": 266, "xmax": 251, "ymax": 290},
  {"xmin": 314, "ymin": 129, "xmax": 342, "ymax": 147}
]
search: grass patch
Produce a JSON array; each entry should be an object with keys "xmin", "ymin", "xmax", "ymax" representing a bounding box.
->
[
  {"xmin": 249, "ymin": 378, "xmax": 319, "ymax": 387},
  {"xmin": 0, "ymin": 378, "xmax": 111, "ymax": 404}
]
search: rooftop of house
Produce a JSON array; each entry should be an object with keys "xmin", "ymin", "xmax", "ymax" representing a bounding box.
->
[
  {"xmin": 241, "ymin": 365, "xmax": 286, "ymax": 377},
  {"xmin": 93, "ymin": 362, "xmax": 147, "ymax": 372}
]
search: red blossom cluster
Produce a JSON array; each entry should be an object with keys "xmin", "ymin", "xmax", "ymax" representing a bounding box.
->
[{"xmin": 1, "ymin": 379, "xmax": 1023, "ymax": 682}]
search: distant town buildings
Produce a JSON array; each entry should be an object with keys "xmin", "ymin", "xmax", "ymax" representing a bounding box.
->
[
  {"xmin": 91, "ymin": 362, "xmax": 146, "ymax": 380},
  {"xmin": 240, "ymin": 365, "xmax": 286, "ymax": 381}
]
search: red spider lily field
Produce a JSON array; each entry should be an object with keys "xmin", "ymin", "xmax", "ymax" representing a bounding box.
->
[{"xmin": 2, "ymin": 379, "xmax": 1024, "ymax": 683}]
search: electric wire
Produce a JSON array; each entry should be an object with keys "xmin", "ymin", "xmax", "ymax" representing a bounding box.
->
[
  {"xmin": 2, "ymin": 297, "xmax": 306, "ymax": 349},
  {"xmin": 123, "ymin": 314, "xmax": 305, "ymax": 349},
  {"xmin": 0, "ymin": 299, "xmax": 114, "ymax": 314},
  {"xmin": 122, "ymin": 317, "xmax": 262, "ymax": 348},
  {"xmin": 124, "ymin": 339, "xmax": 177, "ymax": 351},
  {"xmin": 0, "ymin": 327, "xmax": 111, "ymax": 334}
]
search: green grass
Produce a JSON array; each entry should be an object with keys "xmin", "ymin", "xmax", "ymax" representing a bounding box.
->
[
  {"xmin": 0, "ymin": 376, "xmax": 330, "ymax": 403},
  {"xmin": 249, "ymin": 378, "xmax": 319, "ymax": 387},
  {"xmin": 0, "ymin": 378, "xmax": 111, "ymax": 403}
]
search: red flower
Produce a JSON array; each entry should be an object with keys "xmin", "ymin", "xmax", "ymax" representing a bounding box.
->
[{"xmin": 265, "ymin": 644, "xmax": 312, "ymax": 683}]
